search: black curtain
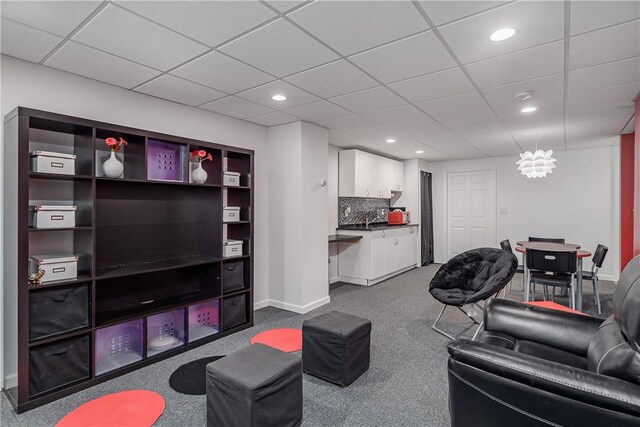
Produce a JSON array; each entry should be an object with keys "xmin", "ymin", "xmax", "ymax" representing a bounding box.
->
[{"xmin": 421, "ymin": 171, "xmax": 434, "ymax": 266}]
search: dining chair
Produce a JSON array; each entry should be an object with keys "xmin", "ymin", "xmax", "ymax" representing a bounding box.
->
[
  {"xmin": 526, "ymin": 249, "xmax": 577, "ymax": 309},
  {"xmin": 581, "ymin": 244, "xmax": 608, "ymax": 314},
  {"xmin": 499, "ymin": 239, "xmax": 524, "ymax": 294},
  {"xmin": 528, "ymin": 237, "xmax": 566, "ymax": 244}
]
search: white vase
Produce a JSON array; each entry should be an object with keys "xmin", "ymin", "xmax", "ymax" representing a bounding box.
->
[
  {"xmin": 103, "ymin": 151, "xmax": 123, "ymax": 178},
  {"xmin": 192, "ymin": 162, "xmax": 207, "ymax": 184}
]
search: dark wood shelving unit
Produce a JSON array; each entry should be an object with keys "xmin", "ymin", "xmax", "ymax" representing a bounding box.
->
[{"xmin": 3, "ymin": 107, "xmax": 254, "ymax": 413}]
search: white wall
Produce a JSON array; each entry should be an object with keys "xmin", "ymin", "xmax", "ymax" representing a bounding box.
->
[
  {"xmin": 429, "ymin": 146, "xmax": 620, "ymax": 280},
  {"xmin": 267, "ymin": 122, "xmax": 329, "ymax": 312},
  {"xmin": 0, "ymin": 56, "xmax": 271, "ymax": 384}
]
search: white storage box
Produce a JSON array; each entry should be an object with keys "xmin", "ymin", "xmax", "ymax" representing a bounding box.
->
[
  {"xmin": 223, "ymin": 206, "xmax": 241, "ymax": 222},
  {"xmin": 29, "ymin": 254, "xmax": 79, "ymax": 283},
  {"xmin": 223, "ymin": 171, "xmax": 241, "ymax": 186},
  {"xmin": 30, "ymin": 151, "xmax": 76, "ymax": 175},
  {"xmin": 223, "ymin": 240, "xmax": 243, "ymax": 258},
  {"xmin": 29, "ymin": 205, "xmax": 77, "ymax": 229}
]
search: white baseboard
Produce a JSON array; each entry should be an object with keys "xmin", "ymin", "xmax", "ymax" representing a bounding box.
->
[
  {"xmin": 598, "ymin": 274, "xmax": 617, "ymax": 283},
  {"xmin": 268, "ymin": 296, "xmax": 331, "ymax": 314},
  {"xmin": 329, "ymin": 276, "xmax": 340, "ymax": 284},
  {"xmin": 253, "ymin": 299, "xmax": 269, "ymax": 310},
  {"xmin": 337, "ymin": 276, "xmax": 367, "ymax": 286},
  {"xmin": 339, "ymin": 265, "xmax": 416, "ymax": 287}
]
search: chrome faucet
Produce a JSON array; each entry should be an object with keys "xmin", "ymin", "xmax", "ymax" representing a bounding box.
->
[{"xmin": 365, "ymin": 209, "xmax": 385, "ymax": 228}]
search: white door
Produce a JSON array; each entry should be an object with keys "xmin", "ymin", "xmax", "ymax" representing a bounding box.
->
[{"xmin": 447, "ymin": 170, "xmax": 495, "ymax": 259}]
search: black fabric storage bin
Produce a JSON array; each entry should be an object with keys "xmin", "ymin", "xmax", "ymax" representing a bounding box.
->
[
  {"xmin": 223, "ymin": 294, "xmax": 247, "ymax": 330},
  {"xmin": 29, "ymin": 284, "xmax": 89, "ymax": 340},
  {"xmin": 223, "ymin": 261, "xmax": 245, "ymax": 293},
  {"xmin": 29, "ymin": 334, "xmax": 90, "ymax": 397}
]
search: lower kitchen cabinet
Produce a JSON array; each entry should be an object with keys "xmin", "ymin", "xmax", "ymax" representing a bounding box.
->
[{"xmin": 338, "ymin": 225, "xmax": 418, "ymax": 286}]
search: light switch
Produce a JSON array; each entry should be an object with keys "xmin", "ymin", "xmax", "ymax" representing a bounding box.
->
[{"xmin": 499, "ymin": 208, "xmax": 508, "ymax": 215}]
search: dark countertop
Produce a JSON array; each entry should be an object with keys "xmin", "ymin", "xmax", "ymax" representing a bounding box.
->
[
  {"xmin": 337, "ymin": 223, "xmax": 419, "ymax": 231},
  {"xmin": 328, "ymin": 234, "xmax": 363, "ymax": 244}
]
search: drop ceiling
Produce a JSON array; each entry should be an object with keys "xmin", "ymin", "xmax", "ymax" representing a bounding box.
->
[{"xmin": 1, "ymin": 0, "xmax": 638, "ymax": 160}]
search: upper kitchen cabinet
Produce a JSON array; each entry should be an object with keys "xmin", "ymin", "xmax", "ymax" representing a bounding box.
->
[{"xmin": 339, "ymin": 149, "xmax": 403, "ymax": 198}]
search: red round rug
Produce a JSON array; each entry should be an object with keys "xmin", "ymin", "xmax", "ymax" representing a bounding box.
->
[
  {"xmin": 56, "ymin": 390, "xmax": 165, "ymax": 427},
  {"xmin": 250, "ymin": 328, "xmax": 302, "ymax": 352}
]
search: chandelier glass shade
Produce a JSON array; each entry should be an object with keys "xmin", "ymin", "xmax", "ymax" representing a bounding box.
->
[{"xmin": 516, "ymin": 149, "xmax": 557, "ymax": 178}]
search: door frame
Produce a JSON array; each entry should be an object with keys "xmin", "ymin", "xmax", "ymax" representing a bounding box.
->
[{"xmin": 445, "ymin": 168, "xmax": 497, "ymax": 261}]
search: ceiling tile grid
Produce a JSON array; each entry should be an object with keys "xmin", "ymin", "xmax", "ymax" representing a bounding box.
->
[{"xmin": 1, "ymin": 1, "xmax": 637, "ymax": 160}]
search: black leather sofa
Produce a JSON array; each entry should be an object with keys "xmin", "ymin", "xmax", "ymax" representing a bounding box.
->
[{"xmin": 447, "ymin": 255, "xmax": 640, "ymax": 426}]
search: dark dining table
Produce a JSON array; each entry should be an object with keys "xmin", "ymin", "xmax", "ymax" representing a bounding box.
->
[{"xmin": 515, "ymin": 241, "xmax": 592, "ymax": 312}]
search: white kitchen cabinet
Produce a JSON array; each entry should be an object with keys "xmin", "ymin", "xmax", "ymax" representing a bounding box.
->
[
  {"xmin": 339, "ymin": 149, "xmax": 403, "ymax": 198},
  {"xmin": 337, "ymin": 226, "xmax": 418, "ymax": 286}
]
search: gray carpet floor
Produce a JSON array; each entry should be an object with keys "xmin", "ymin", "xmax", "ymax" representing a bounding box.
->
[{"xmin": 0, "ymin": 265, "xmax": 614, "ymax": 427}]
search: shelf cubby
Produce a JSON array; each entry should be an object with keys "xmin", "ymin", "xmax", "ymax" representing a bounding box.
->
[
  {"xmin": 224, "ymin": 151, "xmax": 251, "ymax": 187},
  {"xmin": 147, "ymin": 308, "xmax": 185, "ymax": 357},
  {"xmin": 188, "ymin": 144, "xmax": 222, "ymax": 186},
  {"xmin": 188, "ymin": 299, "xmax": 220, "ymax": 343},
  {"xmin": 94, "ymin": 320, "xmax": 144, "ymax": 376},
  {"xmin": 95, "ymin": 128, "xmax": 145, "ymax": 180},
  {"xmin": 28, "ymin": 177, "xmax": 93, "ymax": 227},
  {"xmin": 28, "ymin": 229, "xmax": 93, "ymax": 278},
  {"xmin": 94, "ymin": 262, "xmax": 221, "ymax": 327}
]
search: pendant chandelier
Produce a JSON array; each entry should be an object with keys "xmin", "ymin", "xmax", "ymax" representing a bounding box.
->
[{"xmin": 516, "ymin": 131, "xmax": 557, "ymax": 178}]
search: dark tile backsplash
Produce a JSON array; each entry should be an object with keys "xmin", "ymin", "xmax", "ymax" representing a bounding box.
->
[{"xmin": 338, "ymin": 197, "xmax": 390, "ymax": 226}]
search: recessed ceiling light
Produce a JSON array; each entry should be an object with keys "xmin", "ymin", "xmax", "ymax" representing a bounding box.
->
[
  {"xmin": 490, "ymin": 28, "xmax": 515, "ymax": 42},
  {"xmin": 521, "ymin": 106, "xmax": 537, "ymax": 113},
  {"xmin": 515, "ymin": 91, "xmax": 533, "ymax": 101},
  {"xmin": 415, "ymin": 150, "xmax": 424, "ymax": 154},
  {"xmin": 271, "ymin": 94, "xmax": 287, "ymax": 101},
  {"xmin": 386, "ymin": 138, "xmax": 396, "ymax": 143}
]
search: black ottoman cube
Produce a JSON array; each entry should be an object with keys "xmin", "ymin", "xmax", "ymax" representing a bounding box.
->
[
  {"xmin": 302, "ymin": 310, "xmax": 372, "ymax": 386},
  {"xmin": 206, "ymin": 343, "xmax": 302, "ymax": 427}
]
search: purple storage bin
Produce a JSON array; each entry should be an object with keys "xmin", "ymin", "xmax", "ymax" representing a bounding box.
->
[
  {"xmin": 188, "ymin": 300, "xmax": 220, "ymax": 343},
  {"xmin": 95, "ymin": 319, "xmax": 144, "ymax": 376},
  {"xmin": 147, "ymin": 139, "xmax": 186, "ymax": 182},
  {"xmin": 147, "ymin": 308, "xmax": 185, "ymax": 357}
]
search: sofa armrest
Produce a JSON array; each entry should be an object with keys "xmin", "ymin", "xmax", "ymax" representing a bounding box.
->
[
  {"xmin": 448, "ymin": 339, "xmax": 640, "ymax": 418},
  {"xmin": 484, "ymin": 299, "xmax": 603, "ymax": 356}
]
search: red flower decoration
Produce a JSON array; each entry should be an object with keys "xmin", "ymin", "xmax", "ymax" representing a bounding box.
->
[
  {"xmin": 105, "ymin": 137, "xmax": 127, "ymax": 152},
  {"xmin": 191, "ymin": 148, "xmax": 213, "ymax": 163}
]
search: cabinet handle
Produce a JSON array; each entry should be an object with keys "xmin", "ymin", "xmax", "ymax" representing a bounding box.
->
[
  {"xmin": 382, "ymin": 231, "xmax": 385, "ymax": 238},
  {"xmin": 366, "ymin": 189, "xmax": 369, "ymax": 196}
]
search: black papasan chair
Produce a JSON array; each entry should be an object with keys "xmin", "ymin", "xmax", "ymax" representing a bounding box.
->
[{"xmin": 429, "ymin": 248, "xmax": 518, "ymax": 340}]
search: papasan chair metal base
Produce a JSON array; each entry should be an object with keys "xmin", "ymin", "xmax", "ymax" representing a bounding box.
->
[{"xmin": 429, "ymin": 247, "xmax": 517, "ymax": 340}]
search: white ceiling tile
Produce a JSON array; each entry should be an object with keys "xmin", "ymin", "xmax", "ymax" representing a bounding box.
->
[
  {"xmin": 568, "ymin": 83, "xmax": 640, "ymax": 110},
  {"xmin": 455, "ymin": 120, "xmax": 506, "ymax": 135},
  {"xmin": 244, "ymin": 111, "xmax": 299, "ymax": 127},
  {"xmin": 416, "ymin": 129, "xmax": 487, "ymax": 159},
  {"xmin": 566, "ymin": 136, "xmax": 618, "ymax": 150},
  {"xmin": 349, "ymin": 31, "xmax": 456, "ymax": 83},
  {"xmin": 568, "ymin": 102, "xmax": 636, "ymax": 123},
  {"xmin": 418, "ymin": 1, "xmax": 511, "ymax": 26},
  {"xmin": 389, "ymin": 118, "xmax": 444, "ymax": 140},
  {"xmin": 462, "ymin": 131, "xmax": 519, "ymax": 157},
  {"xmin": 567, "ymin": 115, "xmax": 630, "ymax": 143},
  {"xmin": 282, "ymin": 100, "xmax": 352, "ymax": 122},
  {"xmin": 199, "ymin": 96, "xmax": 274, "ymax": 119},
  {"xmin": 44, "ymin": 41, "xmax": 161, "ymax": 89},
  {"xmin": 284, "ymin": 60, "xmax": 378, "ymax": 98},
  {"xmin": 493, "ymin": 95, "xmax": 564, "ymax": 122},
  {"xmin": 623, "ymin": 118, "xmax": 636, "ymax": 134},
  {"xmin": 388, "ymin": 67, "xmax": 475, "ymax": 102},
  {"xmin": 171, "ymin": 51, "xmax": 275, "ymax": 94},
  {"xmin": 569, "ymin": 20, "xmax": 640, "ymax": 70},
  {"xmin": 361, "ymin": 105, "xmax": 427, "ymax": 125},
  {"xmin": 219, "ymin": 18, "xmax": 339, "ymax": 77},
  {"xmin": 481, "ymin": 74, "xmax": 564, "ymax": 107},
  {"xmin": 568, "ymin": 57, "xmax": 640, "ymax": 93},
  {"xmin": 439, "ymin": 1, "xmax": 564, "ymax": 64},
  {"xmin": 510, "ymin": 124, "xmax": 565, "ymax": 151},
  {"xmin": 330, "ymin": 86, "xmax": 406, "ymax": 114},
  {"xmin": 235, "ymin": 80, "xmax": 319, "ymax": 109},
  {"xmin": 320, "ymin": 115, "xmax": 387, "ymax": 139},
  {"xmin": 328, "ymin": 129, "xmax": 362, "ymax": 147},
  {"xmin": 465, "ymin": 41, "xmax": 564, "ymax": 89},
  {"xmin": 437, "ymin": 108, "xmax": 498, "ymax": 127},
  {"xmin": 288, "ymin": 1, "xmax": 429, "ymax": 56},
  {"xmin": 570, "ymin": 1, "xmax": 640, "ymax": 36},
  {"xmin": 1, "ymin": 18, "xmax": 62, "ymax": 62},
  {"xmin": 0, "ymin": 1, "xmax": 101, "ymax": 37},
  {"xmin": 116, "ymin": 1, "xmax": 277, "ymax": 48},
  {"xmin": 265, "ymin": 1, "xmax": 308, "ymax": 13},
  {"xmin": 73, "ymin": 4, "xmax": 208, "ymax": 71},
  {"xmin": 134, "ymin": 74, "xmax": 227, "ymax": 106},
  {"xmin": 415, "ymin": 91, "xmax": 487, "ymax": 118}
]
